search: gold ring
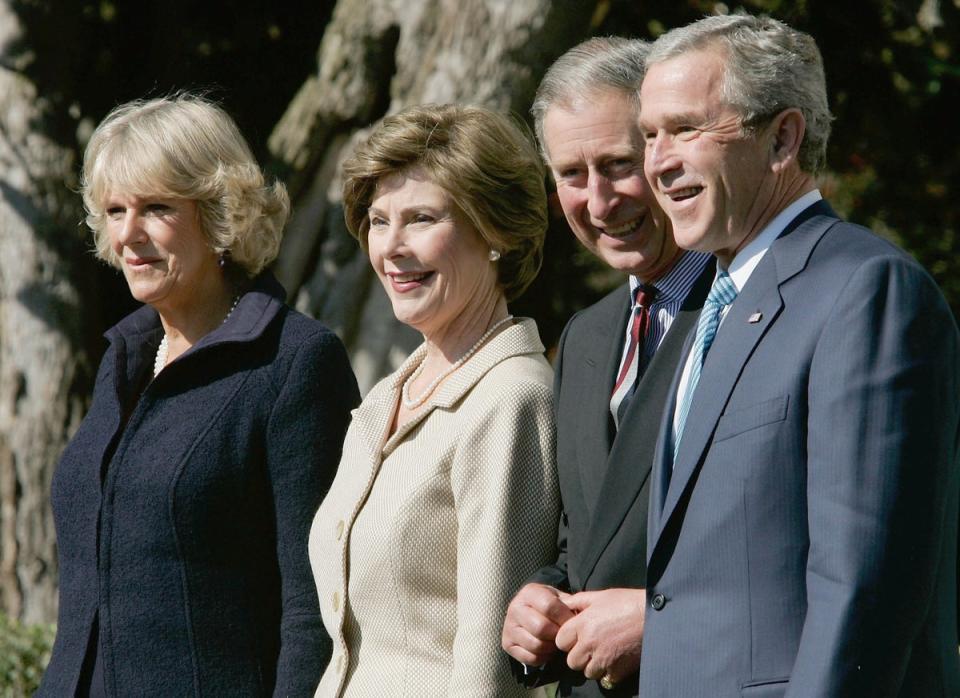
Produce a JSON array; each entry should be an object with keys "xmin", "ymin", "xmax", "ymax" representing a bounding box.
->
[{"xmin": 600, "ymin": 674, "xmax": 616, "ymax": 690}]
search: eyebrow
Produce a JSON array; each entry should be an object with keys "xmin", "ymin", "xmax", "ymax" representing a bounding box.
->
[
  {"xmin": 640, "ymin": 110, "xmax": 706, "ymax": 130},
  {"xmin": 552, "ymin": 148, "xmax": 639, "ymax": 169},
  {"xmin": 367, "ymin": 203, "xmax": 447, "ymax": 217}
]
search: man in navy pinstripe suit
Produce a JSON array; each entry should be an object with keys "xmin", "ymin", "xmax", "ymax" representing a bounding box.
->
[{"xmin": 638, "ymin": 14, "xmax": 959, "ymax": 697}]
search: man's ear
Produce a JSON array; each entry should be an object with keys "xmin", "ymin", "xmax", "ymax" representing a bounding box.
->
[{"xmin": 769, "ymin": 108, "xmax": 806, "ymax": 172}]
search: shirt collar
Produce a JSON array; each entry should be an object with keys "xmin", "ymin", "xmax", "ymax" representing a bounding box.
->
[
  {"xmin": 726, "ymin": 189, "xmax": 822, "ymax": 292},
  {"xmin": 629, "ymin": 250, "xmax": 712, "ymax": 304}
]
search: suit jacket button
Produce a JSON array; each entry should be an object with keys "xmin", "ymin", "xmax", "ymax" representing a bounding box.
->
[{"xmin": 651, "ymin": 593, "xmax": 666, "ymax": 611}]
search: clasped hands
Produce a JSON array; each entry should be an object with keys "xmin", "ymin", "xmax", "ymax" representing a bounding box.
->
[{"xmin": 501, "ymin": 583, "xmax": 646, "ymax": 686}]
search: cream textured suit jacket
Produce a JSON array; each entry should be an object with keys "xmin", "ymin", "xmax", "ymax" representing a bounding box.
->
[{"xmin": 310, "ymin": 318, "xmax": 559, "ymax": 697}]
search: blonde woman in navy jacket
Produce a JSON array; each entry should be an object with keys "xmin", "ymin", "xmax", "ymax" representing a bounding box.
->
[{"xmin": 40, "ymin": 94, "xmax": 359, "ymax": 697}]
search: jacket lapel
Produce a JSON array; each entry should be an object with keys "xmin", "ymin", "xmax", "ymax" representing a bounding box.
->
[
  {"xmin": 659, "ymin": 262, "xmax": 783, "ymax": 526},
  {"xmin": 649, "ymin": 200, "xmax": 840, "ymax": 558},
  {"xmin": 576, "ymin": 262, "xmax": 714, "ymax": 582},
  {"xmin": 378, "ymin": 318, "xmax": 546, "ymax": 456},
  {"xmin": 573, "ymin": 289, "xmax": 631, "ymax": 516}
]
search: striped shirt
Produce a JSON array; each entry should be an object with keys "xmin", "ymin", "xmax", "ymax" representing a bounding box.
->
[{"xmin": 615, "ymin": 250, "xmax": 713, "ymax": 381}]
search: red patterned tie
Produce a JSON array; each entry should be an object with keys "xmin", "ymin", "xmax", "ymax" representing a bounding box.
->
[{"xmin": 612, "ymin": 285, "xmax": 656, "ymax": 396}]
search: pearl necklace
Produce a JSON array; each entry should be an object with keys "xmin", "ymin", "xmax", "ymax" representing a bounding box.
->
[
  {"xmin": 401, "ymin": 315, "xmax": 514, "ymax": 409},
  {"xmin": 153, "ymin": 295, "xmax": 241, "ymax": 377}
]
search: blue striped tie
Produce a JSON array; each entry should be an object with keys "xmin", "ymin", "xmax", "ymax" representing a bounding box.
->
[{"xmin": 674, "ymin": 270, "xmax": 738, "ymax": 459}]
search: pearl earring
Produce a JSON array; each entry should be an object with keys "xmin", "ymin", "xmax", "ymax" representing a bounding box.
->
[
  {"xmin": 488, "ymin": 249, "xmax": 501, "ymax": 262},
  {"xmin": 218, "ymin": 250, "xmax": 231, "ymax": 269}
]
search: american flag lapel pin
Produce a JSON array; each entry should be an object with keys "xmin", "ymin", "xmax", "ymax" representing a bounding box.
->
[{"xmin": 748, "ymin": 312, "xmax": 763, "ymax": 323}]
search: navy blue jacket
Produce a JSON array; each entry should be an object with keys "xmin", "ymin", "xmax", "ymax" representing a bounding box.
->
[{"xmin": 40, "ymin": 273, "xmax": 360, "ymax": 697}]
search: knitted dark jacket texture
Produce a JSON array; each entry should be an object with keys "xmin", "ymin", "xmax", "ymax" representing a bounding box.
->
[{"xmin": 39, "ymin": 273, "xmax": 360, "ymax": 697}]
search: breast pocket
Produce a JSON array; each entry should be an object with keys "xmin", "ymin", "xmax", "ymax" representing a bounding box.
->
[
  {"xmin": 740, "ymin": 678, "xmax": 789, "ymax": 697},
  {"xmin": 714, "ymin": 395, "xmax": 788, "ymax": 443}
]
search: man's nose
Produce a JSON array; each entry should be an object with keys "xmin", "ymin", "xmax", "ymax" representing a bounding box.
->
[{"xmin": 587, "ymin": 174, "xmax": 618, "ymax": 221}]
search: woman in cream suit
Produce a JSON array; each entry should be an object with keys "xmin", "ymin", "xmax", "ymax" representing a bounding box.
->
[{"xmin": 309, "ymin": 104, "xmax": 560, "ymax": 697}]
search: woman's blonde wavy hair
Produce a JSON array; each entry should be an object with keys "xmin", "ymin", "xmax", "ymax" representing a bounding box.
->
[{"xmin": 81, "ymin": 93, "xmax": 289, "ymax": 277}]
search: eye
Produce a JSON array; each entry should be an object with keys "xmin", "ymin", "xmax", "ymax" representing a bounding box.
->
[
  {"xmin": 145, "ymin": 203, "xmax": 173, "ymax": 215},
  {"xmin": 555, "ymin": 167, "xmax": 585, "ymax": 185},
  {"xmin": 106, "ymin": 206, "xmax": 125, "ymax": 218},
  {"xmin": 411, "ymin": 213, "xmax": 435, "ymax": 224},
  {"xmin": 604, "ymin": 158, "xmax": 637, "ymax": 176},
  {"xmin": 368, "ymin": 214, "xmax": 387, "ymax": 228}
]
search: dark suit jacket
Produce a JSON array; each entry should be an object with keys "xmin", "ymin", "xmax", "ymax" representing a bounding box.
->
[
  {"xmin": 513, "ymin": 260, "xmax": 713, "ymax": 697},
  {"xmin": 40, "ymin": 273, "xmax": 360, "ymax": 697},
  {"xmin": 642, "ymin": 201, "xmax": 960, "ymax": 697}
]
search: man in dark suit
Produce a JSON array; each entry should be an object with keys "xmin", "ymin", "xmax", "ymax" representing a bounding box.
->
[
  {"xmin": 638, "ymin": 14, "xmax": 959, "ymax": 696},
  {"xmin": 501, "ymin": 37, "xmax": 712, "ymax": 696}
]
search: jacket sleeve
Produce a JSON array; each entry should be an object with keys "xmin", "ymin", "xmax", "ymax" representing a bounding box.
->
[
  {"xmin": 448, "ymin": 376, "xmax": 560, "ymax": 697},
  {"xmin": 787, "ymin": 255, "xmax": 960, "ymax": 696},
  {"xmin": 266, "ymin": 329, "xmax": 360, "ymax": 697}
]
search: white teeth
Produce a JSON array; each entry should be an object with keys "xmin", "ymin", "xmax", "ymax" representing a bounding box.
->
[
  {"xmin": 392, "ymin": 271, "xmax": 429, "ymax": 282},
  {"xmin": 603, "ymin": 218, "xmax": 642, "ymax": 237},
  {"xmin": 669, "ymin": 187, "xmax": 702, "ymax": 200}
]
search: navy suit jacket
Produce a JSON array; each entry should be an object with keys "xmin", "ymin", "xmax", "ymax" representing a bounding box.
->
[
  {"xmin": 514, "ymin": 260, "xmax": 713, "ymax": 697},
  {"xmin": 641, "ymin": 201, "xmax": 960, "ymax": 697}
]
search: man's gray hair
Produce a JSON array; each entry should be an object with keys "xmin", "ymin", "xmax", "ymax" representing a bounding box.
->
[
  {"xmin": 646, "ymin": 14, "xmax": 833, "ymax": 174},
  {"xmin": 531, "ymin": 36, "xmax": 650, "ymax": 162}
]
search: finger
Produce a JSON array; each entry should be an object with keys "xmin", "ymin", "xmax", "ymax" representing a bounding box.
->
[
  {"xmin": 554, "ymin": 614, "xmax": 579, "ymax": 653},
  {"xmin": 503, "ymin": 623, "xmax": 558, "ymax": 657},
  {"xmin": 509, "ymin": 604, "xmax": 565, "ymax": 643},
  {"xmin": 564, "ymin": 640, "xmax": 591, "ymax": 672},
  {"xmin": 503, "ymin": 640, "xmax": 555, "ymax": 668},
  {"xmin": 536, "ymin": 595, "xmax": 577, "ymax": 626},
  {"xmin": 582, "ymin": 654, "xmax": 606, "ymax": 681},
  {"xmin": 560, "ymin": 590, "xmax": 595, "ymax": 613},
  {"xmin": 601, "ymin": 645, "xmax": 643, "ymax": 685},
  {"xmin": 518, "ymin": 585, "xmax": 577, "ymax": 625}
]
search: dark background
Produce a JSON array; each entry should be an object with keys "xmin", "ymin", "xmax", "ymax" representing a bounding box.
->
[{"xmin": 15, "ymin": 0, "xmax": 959, "ymax": 352}]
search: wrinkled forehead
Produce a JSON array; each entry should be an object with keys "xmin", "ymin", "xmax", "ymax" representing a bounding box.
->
[
  {"xmin": 638, "ymin": 49, "xmax": 732, "ymax": 128},
  {"xmin": 542, "ymin": 91, "xmax": 643, "ymax": 164},
  {"xmin": 641, "ymin": 49, "xmax": 728, "ymax": 105}
]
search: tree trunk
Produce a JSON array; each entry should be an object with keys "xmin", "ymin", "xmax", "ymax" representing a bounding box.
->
[
  {"xmin": 0, "ymin": 1, "xmax": 93, "ymax": 624},
  {"xmin": 269, "ymin": 0, "xmax": 600, "ymax": 392}
]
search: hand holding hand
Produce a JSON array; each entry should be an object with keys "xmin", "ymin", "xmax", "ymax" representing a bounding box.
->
[
  {"xmin": 502, "ymin": 583, "xmax": 576, "ymax": 666},
  {"xmin": 554, "ymin": 588, "xmax": 646, "ymax": 686}
]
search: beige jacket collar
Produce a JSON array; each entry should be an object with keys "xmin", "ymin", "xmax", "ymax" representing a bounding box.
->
[{"xmin": 352, "ymin": 318, "xmax": 545, "ymax": 457}]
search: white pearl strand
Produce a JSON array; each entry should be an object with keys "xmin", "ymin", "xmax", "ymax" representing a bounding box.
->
[
  {"xmin": 401, "ymin": 314, "xmax": 514, "ymax": 410},
  {"xmin": 153, "ymin": 295, "xmax": 241, "ymax": 377}
]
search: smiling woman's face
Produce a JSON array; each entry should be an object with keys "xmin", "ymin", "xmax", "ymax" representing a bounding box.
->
[
  {"xmin": 105, "ymin": 192, "xmax": 220, "ymax": 314},
  {"xmin": 365, "ymin": 169, "xmax": 500, "ymax": 339}
]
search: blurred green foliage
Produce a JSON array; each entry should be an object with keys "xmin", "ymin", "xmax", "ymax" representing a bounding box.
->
[{"xmin": 0, "ymin": 614, "xmax": 55, "ymax": 696}]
